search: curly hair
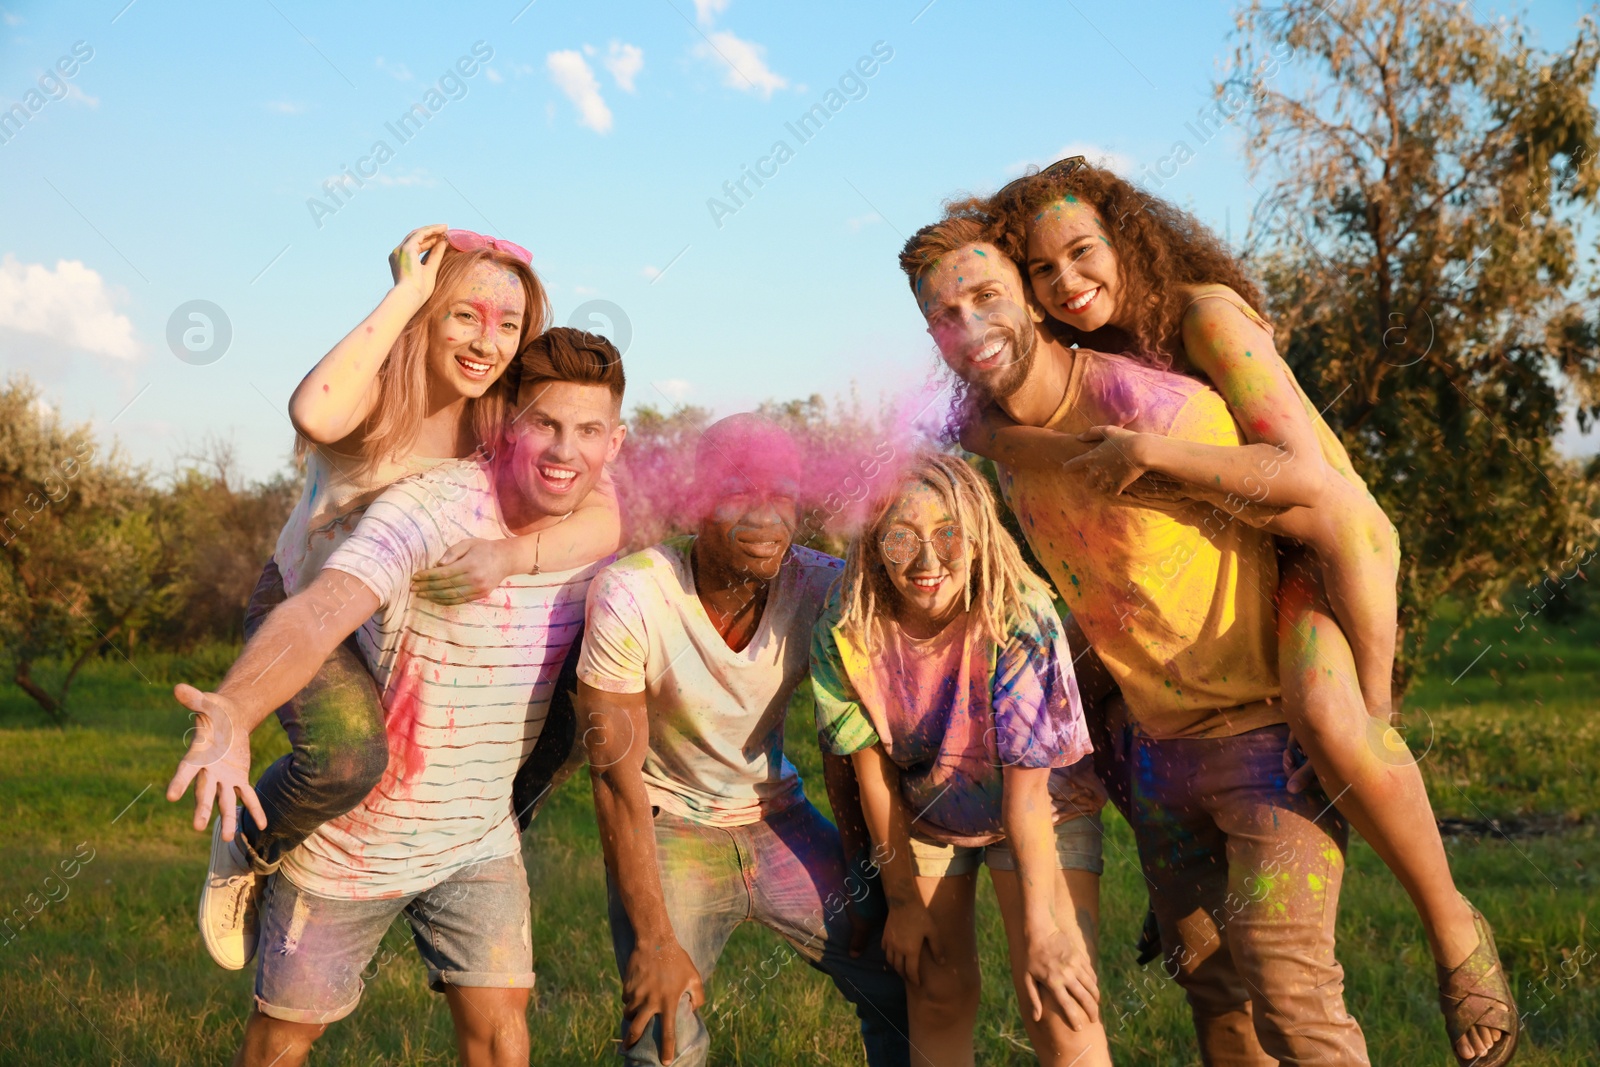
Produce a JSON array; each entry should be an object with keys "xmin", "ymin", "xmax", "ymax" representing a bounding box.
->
[{"xmin": 986, "ymin": 161, "xmax": 1268, "ymax": 366}]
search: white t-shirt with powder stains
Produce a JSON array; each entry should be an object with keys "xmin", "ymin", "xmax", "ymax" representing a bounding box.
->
[
  {"xmin": 577, "ymin": 536, "xmax": 838, "ymax": 827},
  {"xmin": 278, "ymin": 458, "xmax": 600, "ymax": 900}
]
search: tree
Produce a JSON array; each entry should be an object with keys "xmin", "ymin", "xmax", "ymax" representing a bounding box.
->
[
  {"xmin": 1229, "ymin": 0, "xmax": 1600, "ymax": 689},
  {"xmin": 0, "ymin": 377, "xmax": 165, "ymax": 725},
  {"xmin": 145, "ymin": 437, "xmax": 297, "ymax": 649}
]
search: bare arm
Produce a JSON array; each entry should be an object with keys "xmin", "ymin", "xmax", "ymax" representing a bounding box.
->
[
  {"xmin": 851, "ymin": 744, "xmax": 944, "ymax": 984},
  {"xmin": 820, "ymin": 746, "xmax": 879, "ymax": 956},
  {"xmin": 411, "ymin": 468, "xmax": 623, "ymax": 605},
  {"xmin": 288, "ymin": 225, "xmax": 447, "ymax": 445},
  {"xmin": 1003, "ymin": 764, "xmax": 1098, "ymax": 1028},
  {"xmin": 164, "ymin": 568, "xmax": 381, "ymax": 837},
  {"xmin": 821, "ymin": 747, "xmax": 872, "ymax": 867},
  {"xmin": 960, "ymin": 401, "xmax": 1097, "ymax": 472},
  {"xmin": 579, "ymin": 681, "xmax": 703, "ymax": 1063},
  {"xmin": 1118, "ymin": 294, "xmax": 1327, "ymax": 509}
]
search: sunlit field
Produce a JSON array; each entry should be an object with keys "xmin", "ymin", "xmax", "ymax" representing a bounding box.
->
[{"xmin": 1, "ymin": 612, "xmax": 1595, "ymax": 1065}]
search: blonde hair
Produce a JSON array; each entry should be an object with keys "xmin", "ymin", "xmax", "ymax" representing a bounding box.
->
[
  {"xmin": 331, "ymin": 243, "xmax": 550, "ymax": 475},
  {"xmin": 835, "ymin": 451, "xmax": 1048, "ymax": 652}
]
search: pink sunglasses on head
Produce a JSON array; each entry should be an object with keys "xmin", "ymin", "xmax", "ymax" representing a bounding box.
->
[{"xmin": 446, "ymin": 228, "xmax": 533, "ymax": 265}]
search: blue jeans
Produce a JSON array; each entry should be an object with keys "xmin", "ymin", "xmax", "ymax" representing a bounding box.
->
[
  {"xmin": 606, "ymin": 800, "xmax": 910, "ymax": 1067},
  {"xmin": 239, "ymin": 559, "xmax": 389, "ymax": 873}
]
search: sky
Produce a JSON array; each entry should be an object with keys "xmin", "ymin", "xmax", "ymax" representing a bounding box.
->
[{"xmin": 2, "ymin": 0, "xmax": 1597, "ymax": 482}]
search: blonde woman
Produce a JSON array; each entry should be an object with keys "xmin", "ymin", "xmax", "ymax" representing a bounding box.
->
[
  {"xmin": 184, "ymin": 225, "xmax": 621, "ymax": 971},
  {"xmin": 811, "ymin": 452, "xmax": 1110, "ymax": 1067}
]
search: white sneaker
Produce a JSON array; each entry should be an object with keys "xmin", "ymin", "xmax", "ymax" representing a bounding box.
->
[{"xmin": 198, "ymin": 814, "xmax": 264, "ymax": 970}]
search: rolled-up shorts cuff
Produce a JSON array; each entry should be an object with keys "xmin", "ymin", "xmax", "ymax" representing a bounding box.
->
[
  {"xmin": 428, "ymin": 968, "xmax": 537, "ymax": 992},
  {"xmin": 253, "ymin": 989, "xmax": 363, "ymax": 1025},
  {"xmin": 985, "ymin": 813, "xmax": 1105, "ymax": 874},
  {"xmin": 907, "ymin": 834, "xmax": 984, "ymax": 877},
  {"xmin": 910, "ymin": 813, "xmax": 1105, "ymax": 878}
]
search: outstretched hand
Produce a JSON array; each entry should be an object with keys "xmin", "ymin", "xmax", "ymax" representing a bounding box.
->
[
  {"xmin": 623, "ymin": 941, "xmax": 705, "ymax": 1064},
  {"xmin": 165, "ymin": 683, "xmax": 266, "ymax": 840}
]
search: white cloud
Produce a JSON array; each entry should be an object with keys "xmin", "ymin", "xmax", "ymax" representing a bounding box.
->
[
  {"xmin": 605, "ymin": 41, "xmax": 643, "ymax": 93},
  {"xmin": 0, "ymin": 255, "xmax": 139, "ymax": 361},
  {"xmin": 1005, "ymin": 142, "xmax": 1136, "ymax": 181},
  {"xmin": 64, "ymin": 82, "xmax": 98, "ymax": 108},
  {"xmin": 374, "ymin": 57, "xmax": 412, "ymax": 81},
  {"xmin": 846, "ymin": 212, "xmax": 882, "ymax": 232},
  {"xmin": 572, "ymin": 284, "xmax": 599, "ymax": 296},
  {"xmin": 484, "ymin": 67, "xmax": 503, "ymax": 84},
  {"xmin": 547, "ymin": 50, "xmax": 612, "ymax": 134},
  {"xmin": 641, "ymin": 265, "xmax": 663, "ymax": 281},
  {"xmin": 266, "ymin": 100, "xmax": 308, "ymax": 114},
  {"xmin": 694, "ymin": 30, "xmax": 787, "ymax": 99},
  {"xmin": 653, "ymin": 378, "xmax": 694, "ymax": 402},
  {"xmin": 693, "ymin": 0, "xmax": 729, "ymax": 26},
  {"xmin": 2, "ymin": 10, "xmax": 23, "ymax": 27}
]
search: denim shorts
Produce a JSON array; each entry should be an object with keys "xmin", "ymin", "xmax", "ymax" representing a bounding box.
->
[
  {"xmin": 253, "ymin": 851, "xmax": 534, "ymax": 1024},
  {"xmin": 908, "ymin": 813, "xmax": 1105, "ymax": 878}
]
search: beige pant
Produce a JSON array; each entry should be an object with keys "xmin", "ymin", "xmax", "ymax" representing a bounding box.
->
[{"xmin": 1128, "ymin": 724, "xmax": 1370, "ymax": 1065}]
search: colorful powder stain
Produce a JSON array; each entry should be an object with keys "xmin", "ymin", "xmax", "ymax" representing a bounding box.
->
[{"xmin": 380, "ymin": 645, "xmax": 429, "ymax": 792}]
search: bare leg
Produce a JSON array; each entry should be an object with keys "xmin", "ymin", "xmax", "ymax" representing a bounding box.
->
[
  {"xmin": 1267, "ymin": 484, "xmax": 1397, "ymax": 720},
  {"xmin": 444, "ymin": 986, "xmax": 531, "ymax": 1067},
  {"xmin": 1276, "ymin": 552, "xmax": 1502, "ymax": 1061},
  {"xmin": 232, "ymin": 1010, "xmax": 325, "ymax": 1067},
  {"xmin": 906, "ymin": 871, "xmax": 981, "ymax": 1067},
  {"xmin": 990, "ymin": 867, "xmax": 1112, "ymax": 1067}
]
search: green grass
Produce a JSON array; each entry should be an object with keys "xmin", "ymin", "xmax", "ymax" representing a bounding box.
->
[{"xmin": 1, "ymin": 619, "xmax": 1596, "ymax": 1065}]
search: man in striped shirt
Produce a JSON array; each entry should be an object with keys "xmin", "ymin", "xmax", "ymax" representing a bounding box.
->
[{"xmin": 166, "ymin": 331, "xmax": 627, "ymax": 1067}]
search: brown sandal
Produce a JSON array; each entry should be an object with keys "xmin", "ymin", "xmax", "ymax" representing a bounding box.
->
[{"xmin": 1437, "ymin": 900, "xmax": 1519, "ymax": 1066}]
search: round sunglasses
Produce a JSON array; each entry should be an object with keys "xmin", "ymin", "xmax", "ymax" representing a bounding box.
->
[{"xmin": 879, "ymin": 525, "xmax": 965, "ymax": 566}]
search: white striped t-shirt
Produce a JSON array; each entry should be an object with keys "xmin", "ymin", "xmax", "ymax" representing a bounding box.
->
[{"xmin": 278, "ymin": 459, "xmax": 600, "ymax": 900}]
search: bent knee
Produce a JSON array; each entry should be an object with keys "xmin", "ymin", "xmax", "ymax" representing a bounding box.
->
[
  {"xmin": 325, "ymin": 733, "xmax": 390, "ymax": 800},
  {"xmin": 912, "ymin": 967, "xmax": 981, "ymax": 1019},
  {"xmin": 295, "ymin": 728, "xmax": 389, "ymax": 807}
]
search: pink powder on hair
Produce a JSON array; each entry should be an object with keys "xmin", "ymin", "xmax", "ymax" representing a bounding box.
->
[{"xmin": 612, "ymin": 377, "xmax": 951, "ymax": 551}]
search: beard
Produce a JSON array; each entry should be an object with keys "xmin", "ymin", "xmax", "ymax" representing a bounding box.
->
[{"xmin": 969, "ymin": 317, "xmax": 1037, "ymax": 401}]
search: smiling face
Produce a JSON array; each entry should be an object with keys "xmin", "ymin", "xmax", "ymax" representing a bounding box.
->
[
  {"xmin": 504, "ymin": 379, "xmax": 624, "ymax": 518},
  {"xmin": 916, "ymin": 243, "xmax": 1038, "ymax": 400},
  {"xmin": 878, "ymin": 479, "xmax": 971, "ymax": 633},
  {"xmin": 425, "ymin": 260, "xmax": 527, "ymax": 399},
  {"xmin": 696, "ymin": 458, "xmax": 801, "ymax": 583},
  {"xmin": 1025, "ymin": 197, "xmax": 1124, "ymax": 333}
]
